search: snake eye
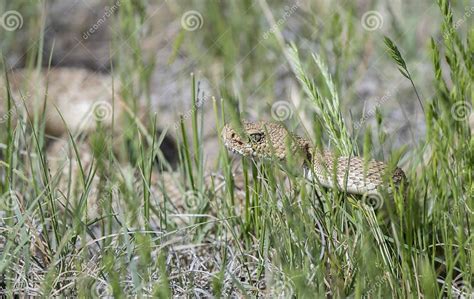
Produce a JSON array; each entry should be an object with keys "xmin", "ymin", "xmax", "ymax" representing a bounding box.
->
[{"xmin": 249, "ymin": 132, "xmax": 264, "ymax": 143}]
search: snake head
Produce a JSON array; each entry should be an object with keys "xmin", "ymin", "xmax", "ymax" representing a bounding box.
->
[{"xmin": 222, "ymin": 120, "xmax": 310, "ymax": 161}]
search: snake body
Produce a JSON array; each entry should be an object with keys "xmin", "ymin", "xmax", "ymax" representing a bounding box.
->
[
  {"xmin": 2, "ymin": 68, "xmax": 405, "ymax": 200},
  {"xmin": 222, "ymin": 120, "xmax": 406, "ymax": 196}
]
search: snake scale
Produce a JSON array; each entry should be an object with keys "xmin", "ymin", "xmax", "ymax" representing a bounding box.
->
[
  {"xmin": 222, "ymin": 120, "xmax": 407, "ymax": 196},
  {"xmin": 2, "ymin": 68, "xmax": 406, "ymax": 217}
]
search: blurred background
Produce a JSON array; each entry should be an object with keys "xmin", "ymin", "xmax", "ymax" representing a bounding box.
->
[{"xmin": 2, "ymin": 0, "xmax": 470, "ymax": 167}]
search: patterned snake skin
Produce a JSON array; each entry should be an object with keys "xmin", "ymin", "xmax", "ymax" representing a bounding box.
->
[{"xmin": 222, "ymin": 120, "xmax": 406, "ymax": 196}]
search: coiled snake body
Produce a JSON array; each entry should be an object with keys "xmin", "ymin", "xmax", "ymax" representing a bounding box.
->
[{"xmin": 222, "ymin": 120, "xmax": 406, "ymax": 196}]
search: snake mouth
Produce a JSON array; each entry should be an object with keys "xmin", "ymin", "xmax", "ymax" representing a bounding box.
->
[
  {"xmin": 223, "ymin": 140, "xmax": 241, "ymax": 155},
  {"xmin": 223, "ymin": 139, "xmax": 255, "ymax": 158}
]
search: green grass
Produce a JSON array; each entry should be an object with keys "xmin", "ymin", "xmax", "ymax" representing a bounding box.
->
[{"xmin": 1, "ymin": 0, "xmax": 473, "ymax": 297}]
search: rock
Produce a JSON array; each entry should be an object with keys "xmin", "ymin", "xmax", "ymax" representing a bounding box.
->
[
  {"xmin": 44, "ymin": 0, "xmax": 116, "ymax": 72},
  {"xmin": 0, "ymin": 67, "xmax": 179, "ymax": 168},
  {"xmin": 0, "ymin": 67, "xmax": 121, "ymax": 137}
]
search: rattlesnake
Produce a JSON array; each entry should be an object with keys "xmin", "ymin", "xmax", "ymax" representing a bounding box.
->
[
  {"xmin": 222, "ymin": 120, "xmax": 407, "ymax": 196},
  {"xmin": 2, "ymin": 68, "xmax": 406, "ymax": 207}
]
